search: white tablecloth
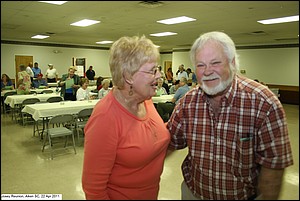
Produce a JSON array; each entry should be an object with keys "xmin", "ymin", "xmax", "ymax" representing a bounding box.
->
[
  {"xmin": 152, "ymin": 94, "xmax": 174, "ymax": 104},
  {"xmin": 22, "ymin": 99, "xmax": 100, "ymax": 121},
  {"xmin": 1, "ymin": 90, "xmax": 16, "ymax": 97},
  {"xmin": 4, "ymin": 93, "xmax": 62, "ymax": 108},
  {"xmin": 1, "ymin": 88, "xmax": 60, "ymax": 97}
]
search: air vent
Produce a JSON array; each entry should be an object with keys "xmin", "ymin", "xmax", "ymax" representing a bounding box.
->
[
  {"xmin": 138, "ymin": 1, "xmax": 164, "ymax": 8},
  {"xmin": 249, "ymin": 31, "xmax": 267, "ymax": 35},
  {"xmin": 45, "ymin": 32, "xmax": 56, "ymax": 35}
]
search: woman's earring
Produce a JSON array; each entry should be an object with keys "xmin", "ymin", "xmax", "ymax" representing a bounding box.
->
[{"xmin": 129, "ymin": 85, "xmax": 133, "ymax": 96}]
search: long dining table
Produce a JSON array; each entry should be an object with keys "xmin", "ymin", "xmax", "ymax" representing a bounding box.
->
[
  {"xmin": 4, "ymin": 93, "xmax": 62, "ymax": 108},
  {"xmin": 22, "ymin": 99, "xmax": 100, "ymax": 121}
]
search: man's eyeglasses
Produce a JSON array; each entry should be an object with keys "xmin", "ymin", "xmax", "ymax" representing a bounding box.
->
[{"xmin": 138, "ymin": 67, "xmax": 160, "ymax": 76}]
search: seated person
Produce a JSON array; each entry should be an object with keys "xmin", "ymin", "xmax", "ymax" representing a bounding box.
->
[
  {"xmin": 77, "ymin": 78, "xmax": 93, "ymax": 101},
  {"xmin": 156, "ymin": 77, "xmax": 190, "ymax": 122},
  {"xmin": 1, "ymin": 74, "xmax": 14, "ymax": 91},
  {"xmin": 155, "ymin": 78, "xmax": 168, "ymax": 96},
  {"xmin": 32, "ymin": 73, "xmax": 48, "ymax": 89},
  {"xmin": 98, "ymin": 79, "xmax": 111, "ymax": 99},
  {"xmin": 162, "ymin": 76, "xmax": 170, "ymax": 94},
  {"xmin": 96, "ymin": 76, "xmax": 104, "ymax": 91},
  {"xmin": 169, "ymin": 80, "xmax": 180, "ymax": 94}
]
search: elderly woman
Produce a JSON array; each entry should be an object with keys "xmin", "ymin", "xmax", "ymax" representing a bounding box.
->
[
  {"xmin": 59, "ymin": 66, "xmax": 80, "ymax": 101},
  {"xmin": 97, "ymin": 78, "xmax": 111, "ymax": 99},
  {"xmin": 17, "ymin": 64, "xmax": 31, "ymax": 94},
  {"xmin": 82, "ymin": 36, "xmax": 170, "ymax": 200},
  {"xmin": 76, "ymin": 78, "xmax": 91, "ymax": 101}
]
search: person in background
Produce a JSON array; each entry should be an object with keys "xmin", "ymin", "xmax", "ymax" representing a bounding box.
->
[
  {"xmin": 155, "ymin": 77, "xmax": 168, "ymax": 96},
  {"xmin": 59, "ymin": 66, "xmax": 80, "ymax": 101},
  {"xmin": 167, "ymin": 31, "xmax": 293, "ymax": 200},
  {"xmin": 176, "ymin": 64, "xmax": 188, "ymax": 81},
  {"xmin": 156, "ymin": 77, "xmax": 189, "ymax": 122},
  {"xmin": 158, "ymin": 65, "xmax": 165, "ymax": 80},
  {"xmin": 17, "ymin": 64, "xmax": 31, "ymax": 95},
  {"xmin": 26, "ymin": 62, "xmax": 34, "ymax": 85},
  {"xmin": 169, "ymin": 79, "xmax": 180, "ymax": 94},
  {"xmin": 98, "ymin": 79, "xmax": 111, "ymax": 99},
  {"xmin": 166, "ymin": 67, "xmax": 174, "ymax": 83},
  {"xmin": 45, "ymin": 64, "xmax": 58, "ymax": 83},
  {"xmin": 96, "ymin": 76, "xmax": 104, "ymax": 91},
  {"xmin": 1, "ymin": 74, "xmax": 14, "ymax": 91},
  {"xmin": 82, "ymin": 35, "xmax": 170, "ymax": 200},
  {"xmin": 76, "ymin": 78, "xmax": 92, "ymax": 101},
  {"xmin": 86, "ymin": 65, "xmax": 96, "ymax": 80},
  {"xmin": 32, "ymin": 73, "xmax": 48, "ymax": 88},
  {"xmin": 186, "ymin": 68, "xmax": 197, "ymax": 86},
  {"xmin": 32, "ymin": 62, "xmax": 42, "ymax": 78}
]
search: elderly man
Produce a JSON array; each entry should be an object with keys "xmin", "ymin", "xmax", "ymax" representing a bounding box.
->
[
  {"xmin": 45, "ymin": 64, "xmax": 58, "ymax": 83},
  {"xmin": 167, "ymin": 31, "xmax": 293, "ymax": 200},
  {"xmin": 32, "ymin": 73, "xmax": 48, "ymax": 88}
]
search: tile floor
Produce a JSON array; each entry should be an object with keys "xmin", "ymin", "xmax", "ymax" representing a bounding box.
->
[{"xmin": 1, "ymin": 104, "xmax": 299, "ymax": 200}]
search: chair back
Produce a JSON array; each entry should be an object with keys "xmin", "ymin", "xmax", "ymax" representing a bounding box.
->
[
  {"xmin": 47, "ymin": 96, "xmax": 63, "ymax": 103},
  {"xmin": 22, "ymin": 98, "xmax": 40, "ymax": 105},
  {"xmin": 78, "ymin": 108, "xmax": 93, "ymax": 119},
  {"xmin": 49, "ymin": 114, "xmax": 74, "ymax": 125},
  {"xmin": 42, "ymin": 89, "xmax": 53, "ymax": 94},
  {"xmin": 4, "ymin": 91, "xmax": 17, "ymax": 99}
]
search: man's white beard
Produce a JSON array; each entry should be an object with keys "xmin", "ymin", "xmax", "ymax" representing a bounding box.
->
[{"xmin": 201, "ymin": 71, "xmax": 234, "ymax": 95}]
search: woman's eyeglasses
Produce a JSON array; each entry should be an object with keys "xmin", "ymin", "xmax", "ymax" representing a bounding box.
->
[{"xmin": 138, "ymin": 67, "xmax": 160, "ymax": 76}]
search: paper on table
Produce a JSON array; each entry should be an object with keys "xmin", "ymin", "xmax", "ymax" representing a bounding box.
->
[{"xmin": 65, "ymin": 79, "xmax": 74, "ymax": 89}]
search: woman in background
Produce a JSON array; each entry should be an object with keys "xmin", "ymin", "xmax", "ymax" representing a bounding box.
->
[
  {"xmin": 59, "ymin": 66, "xmax": 80, "ymax": 101},
  {"xmin": 17, "ymin": 64, "xmax": 31, "ymax": 95},
  {"xmin": 1, "ymin": 74, "xmax": 14, "ymax": 91},
  {"xmin": 98, "ymin": 79, "xmax": 111, "ymax": 99},
  {"xmin": 76, "ymin": 78, "xmax": 92, "ymax": 101}
]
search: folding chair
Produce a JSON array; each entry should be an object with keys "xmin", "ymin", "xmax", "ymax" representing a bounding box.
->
[
  {"xmin": 20, "ymin": 98, "xmax": 40, "ymax": 126},
  {"xmin": 42, "ymin": 114, "xmax": 76, "ymax": 160},
  {"xmin": 74, "ymin": 108, "xmax": 93, "ymax": 143}
]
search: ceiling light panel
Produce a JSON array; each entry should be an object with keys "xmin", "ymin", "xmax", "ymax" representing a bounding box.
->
[
  {"xmin": 70, "ymin": 19, "xmax": 100, "ymax": 27},
  {"xmin": 39, "ymin": 1, "xmax": 68, "ymax": 5},
  {"xmin": 150, "ymin": 32, "xmax": 178, "ymax": 37},
  {"xmin": 96, "ymin": 41, "xmax": 114, "ymax": 44},
  {"xmin": 157, "ymin": 16, "xmax": 196, "ymax": 25},
  {"xmin": 31, "ymin": 35, "xmax": 49, "ymax": 39},
  {"xmin": 258, "ymin": 15, "xmax": 299, "ymax": 24}
]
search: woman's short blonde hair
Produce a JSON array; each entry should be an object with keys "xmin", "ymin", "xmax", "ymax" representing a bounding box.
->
[
  {"xmin": 80, "ymin": 78, "xmax": 89, "ymax": 86},
  {"xmin": 69, "ymin": 66, "xmax": 77, "ymax": 72},
  {"xmin": 109, "ymin": 35, "xmax": 160, "ymax": 89},
  {"xmin": 101, "ymin": 79, "xmax": 110, "ymax": 86}
]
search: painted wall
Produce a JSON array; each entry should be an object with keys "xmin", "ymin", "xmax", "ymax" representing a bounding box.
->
[
  {"xmin": 1, "ymin": 44, "xmax": 299, "ymax": 86},
  {"xmin": 161, "ymin": 47, "xmax": 299, "ymax": 86},
  {"xmin": 1, "ymin": 44, "xmax": 110, "ymax": 80}
]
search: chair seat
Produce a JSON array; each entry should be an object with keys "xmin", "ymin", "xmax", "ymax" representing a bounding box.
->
[
  {"xmin": 76, "ymin": 120, "xmax": 88, "ymax": 129},
  {"xmin": 48, "ymin": 127, "xmax": 73, "ymax": 137}
]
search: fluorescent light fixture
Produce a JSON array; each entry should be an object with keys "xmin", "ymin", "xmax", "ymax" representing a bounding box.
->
[
  {"xmin": 70, "ymin": 19, "xmax": 100, "ymax": 27},
  {"xmin": 150, "ymin": 32, "xmax": 177, "ymax": 37},
  {"xmin": 157, "ymin": 16, "xmax": 196, "ymax": 25},
  {"xmin": 96, "ymin": 41, "xmax": 114, "ymax": 44},
  {"xmin": 258, "ymin": 15, "xmax": 299, "ymax": 24},
  {"xmin": 31, "ymin": 35, "xmax": 49, "ymax": 39},
  {"xmin": 39, "ymin": 1, "xmax": 67, "ymax": 5}
]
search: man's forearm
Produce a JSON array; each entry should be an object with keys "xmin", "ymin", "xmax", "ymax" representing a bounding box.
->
[{"xmin": 257, "ymin": 166, "xmax": 284, "ymax": 200}]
